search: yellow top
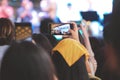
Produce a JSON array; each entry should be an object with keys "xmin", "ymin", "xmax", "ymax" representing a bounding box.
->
[{"xmin": 53, "ymin": 38, "xmax": 89, "ymax": 66}]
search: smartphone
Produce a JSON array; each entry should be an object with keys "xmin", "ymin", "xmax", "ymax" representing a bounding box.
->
[
  {"xmin": 49, "ymin": 23, "xmax": 73, "ymax": 35},
  {"xmin": 15, "ymin": 22, "xmax": 32, "ymax": 41}
]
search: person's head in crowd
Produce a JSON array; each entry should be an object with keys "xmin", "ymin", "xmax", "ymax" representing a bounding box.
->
[
  {"xmin": 40, "ymin": 18, "xmax": 54, "ymax": 34},
  {"xmin": 0, "ymin": 1, "xmax": 14, "ymax": 21},
  {"xmin": 0, "ymin": 0, "xmax": 9, "ymax": 6},
  {"xmin": 67, "ymin": 2, "xmax": 72, "ymax": 9},
  {"xmin": 0, "ymin": 18, "xmax": 15, "ymax": 45},
  {"xmin": 39, "ymin": 0, "xmax": 57, "ymax": 20},
  {"xmin": 51, "ymin": 22, "xmax": 90, "ymax": 80},
  {"xmin": 40, "ymin": 0, "xmax": 49, "ymax": 12},
  {"xmin": 21, "ymin": 0, "xmax": 33, "ymax": 10},
  {"xmin": 40, "ymin": 18, "xmax": 58, "ymax": 47},
  {"xmin": 52, "ymin": 38, "xmax": 90, "ymax": 80},
  {"xmin": 32, "ymin": 33, "xmax": 53, "ymax": 56},
  {"xmin": 1, "ymin": 41, "xmax": 57, "ymax": 80},
  {"xmin": 103, "ymin": 1, "xmax": 120, "ymax": 79},
  {"xmin": 21, "ymin": 0, "xmax": 30, "ymax": 6}
]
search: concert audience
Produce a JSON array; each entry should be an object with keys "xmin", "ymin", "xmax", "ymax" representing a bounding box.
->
[{"xmin": 0, "ymin": 1, "xmax": 115, "ymax": 80}]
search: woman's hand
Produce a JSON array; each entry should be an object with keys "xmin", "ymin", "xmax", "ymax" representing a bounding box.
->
[{"xmin": 69, "ymin": 22, "xmax": 80, "ymax": 42}]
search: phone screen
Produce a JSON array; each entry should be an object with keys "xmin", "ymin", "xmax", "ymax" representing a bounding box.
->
[
  {"xmin": 15, "ymin": 22, "xmax": 32, "ymax": 41},
  {"xmin": 50, "ymin": 23, "xmax": 73, "ymax": 35}
]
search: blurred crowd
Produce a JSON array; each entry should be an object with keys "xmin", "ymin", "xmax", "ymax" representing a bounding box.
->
[
  {"xmin": 0, "ymin": 0, "xmax": 58, "ymax": 30},
  {"xmin": 0, "ymin": 0, "xmax": 113, "ymax": 37},
  {"xmin": 1, "ymin": 0, "xmax": 120, "ymax": 80}
]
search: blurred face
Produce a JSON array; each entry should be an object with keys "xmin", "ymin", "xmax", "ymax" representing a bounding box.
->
[
  {"xmin": 40, "ymin": 0, "xmax": 49, "ymax": 11},
  {"xmin": 21, "ymin": 0, "xmax": 30, "ymax": 7},
  {"xmin": 1, "ymin": 0, "xmax": 8, "ymax": 6},
  {"xmin": 21, "ymin": 0, "xmax": 33, "ymax": 10}
]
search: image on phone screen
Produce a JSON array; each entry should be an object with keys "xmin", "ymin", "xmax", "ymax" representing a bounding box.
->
[
  {"xmin": 15, "ymin": 22, "xmax": 32, "ymax": 41},
  {"xmin": 50, "ymin": 23, "xmax": 72, "ymax": 35}
]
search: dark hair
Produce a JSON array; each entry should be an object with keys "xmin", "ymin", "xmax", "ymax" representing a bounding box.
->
[
  {"xmin": 40, "ymin": 18, "xmax": 54, "ymax": 34},
  {"xmin": 103, "ymin": 1, "xmax": 120, "ymax": 79},
  {"xmin": 32, "ymin": 33, "xmax": 53, "ymax": 55},
  {"xmin": 103, "ymin": 1, "xmax": 120, "ymax": 53},
  {"xmin": 40, "ymin": 18, "xmax": 58, "ymax": 47},
  {"xmin": 103, "ymin": 23, "xmax": 120, "ymax": 80},
  {"xmin": 1, "ymin": 41, "xmax": 56, "ymax": 80},
  {"xmin": 0, "ymin": 18, "xmax": 15, "ymax": 45}
]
